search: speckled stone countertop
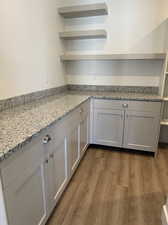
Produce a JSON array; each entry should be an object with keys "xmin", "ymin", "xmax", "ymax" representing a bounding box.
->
[
  {"xmin": 69, "ymin": 91, "xmax": 162, "ymax": 102},
  {"xmin": 0, "ymin": 94, "xmax": 90, "ymax": 161},
  {"xmin": 0, "ymin": 91, "xmax": 162, "ymax": 162}
]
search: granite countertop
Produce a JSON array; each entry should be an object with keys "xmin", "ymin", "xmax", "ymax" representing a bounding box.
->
[
  {"xmin": 0, "ymin": 91, "xmax": 162, "ymax": 161},
  {"xmin": 69, "ymin": 91, "xmax": 162, "ymax": 101}
]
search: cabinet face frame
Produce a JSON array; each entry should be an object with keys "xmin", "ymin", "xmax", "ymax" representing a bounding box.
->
[
  {"xmin": 67, "ymin": 125, "xmax": 80, "ymax": 177},
  {"xmin": 79, "ymin": 114, "xmax": 90, "ymax": 158}
]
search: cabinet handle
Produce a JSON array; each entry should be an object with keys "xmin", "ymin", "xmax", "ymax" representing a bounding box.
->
[
  {"xmin": 80, "ymin": 108, "xmax": 84, "ymax": 114},
  {"xmin": 45, "ymin": 159, "xmax": 49, "ymax": 164},
  {"xmin": 49, "ymin": 153, "xmax": 54, "ymax": 158},
  {"xmin": 122, "ymin": 103, "xmax": 128, "ymax": 108},
  {"xmin": 43, "ymin": 135, "xmax": 51, "ymax": 144}
]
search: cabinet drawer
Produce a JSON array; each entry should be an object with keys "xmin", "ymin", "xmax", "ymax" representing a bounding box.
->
[
  {"xmin": 0, "ymin": 133, "xmax": 45, "ymax": 189},
  {"xmin": 126, "ymin": 101, "xmax": 161, "ymax": 115},
  {"xmin": 94, "ymin": 99, "xmax": 123, "ymax": 110},
  {"xmin": 93, "ymin": 99, "xmax": 161, "ymax": 115}
]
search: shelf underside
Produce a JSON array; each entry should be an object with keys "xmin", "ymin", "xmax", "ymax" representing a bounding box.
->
[
  {"xmin": 59, "ymin": 30, "xmax": 107, "ymax": 40},
  {"xmin": 161, "ymin": 119, "xmax": 168, "ymax": 126},
  {"xmin": 61, "ymin": 53, "xmax": 166, "ymax": 61},
  {"xmin": 58, "ymin": 3, "xmax": 108, "ymax": 18}
]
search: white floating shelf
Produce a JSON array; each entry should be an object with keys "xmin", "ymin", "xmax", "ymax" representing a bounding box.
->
[
  {"xmin": 58, "ymin": 3, "xmax": 108, "ymax": 18},
  {"xmin": 59, "ymin": 29, "xmax": 107, "ymax": 40},
  {"xmin": 61, "ymin": 53, "xmax": 166, "ymax": 61},
  {"xmin": 161, "ymin": 119, "xmax": 168, "ymax": 126}
]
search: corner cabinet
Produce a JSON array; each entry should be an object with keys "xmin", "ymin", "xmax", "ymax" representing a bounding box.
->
[
  {"xmin": 0, "ymin": 99, "xmax": 90, "ymax": 225},
  {"xmin": 92, "ymin": 99, "xmax": 161, "ymax": 153}
]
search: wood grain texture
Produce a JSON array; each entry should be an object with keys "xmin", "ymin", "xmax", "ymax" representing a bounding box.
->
[{"xmin": 47, "ymin": 146, "xmax": 168, "ymax": 225}]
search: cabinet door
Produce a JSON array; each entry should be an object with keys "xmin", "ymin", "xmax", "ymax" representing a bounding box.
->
[
  {"xmin": 93, "ymin": 109, "xmax": 124, "ymax": 147},
  {"xmin": 124, "ymin": 111, "xmax": 160, "ymax": 152},
  {"xmin": 51, "ymin": 137, "xmax": 68, "ymax": 207},
  {"xmin": 68, "ymin": 126, "xmax": 79, "ymax": 176},
  {"xmin": 80, "ymin": 115, "xmax": 89, "ymax": 157},
  {"xmin": 4, "ymin": 162, "xmax": 47, "ymax": 225},
  {"xmin": 43, "ymin": 135, "xmax": 68, "ymax": 213}
]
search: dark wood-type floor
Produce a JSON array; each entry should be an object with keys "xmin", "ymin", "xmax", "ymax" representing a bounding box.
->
[{"xmin": 47, "ymin": 145, "xmax": 168, "ymax": 225}]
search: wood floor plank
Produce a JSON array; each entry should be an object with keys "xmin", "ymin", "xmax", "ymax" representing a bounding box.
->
[{"xmin": 47, "ymin": 146, "xmax": 168, "ymax": 225}]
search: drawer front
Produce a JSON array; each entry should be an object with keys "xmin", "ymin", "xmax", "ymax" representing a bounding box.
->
[
  {"xmin": 93, "ymin": 99, "xmax": 161, "ymax": 115},
  {"xmin": 0, "ymin": 133, "xmax": 45, "ymax": 189},
  {"xmin": 94, "ymin": 99, "xmax": 123, "ymax": 110},
  {"xmin": 126, "ymin": 101, "xmax": 161, "ymax": 115}
]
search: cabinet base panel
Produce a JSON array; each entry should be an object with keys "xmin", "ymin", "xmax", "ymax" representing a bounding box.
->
[{"xmin": 89, "ymin": 144, "xmax": 155, "ymax": 156}]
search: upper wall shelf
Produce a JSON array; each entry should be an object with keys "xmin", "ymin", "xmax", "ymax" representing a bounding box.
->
[
  {"xmin": 61, "ymin": 53, "xmax": 166, "ymax": 61},
  {"xmin": 59, "ymin": 29, "xmax": 107, "ymax": 40},
  {"xmin": 58, "ymin": 3, "xmax": 108, "ymax": 18}
]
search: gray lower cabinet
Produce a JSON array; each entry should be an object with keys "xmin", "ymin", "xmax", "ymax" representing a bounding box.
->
[
  {"xmin": 3, "ymin": 163, "xmax": 47, "ymax": 225},
  {"xmin": 0, "ymin": 100, "xmax": 90, "ymax": 225},
  {"xmin": 92, "ymin": 99, "xmax": 161, "ymax": 153},
  {"xmin": 124, "ymin": 111, "xmax": 160, "ymax": 152},
  {"xmin": 1, "ymin": 136, "xmax": 48, "ymax": 225},
  {"xmin": 93, "ymin": 109, "xmax": 124, "ymax": 147}
]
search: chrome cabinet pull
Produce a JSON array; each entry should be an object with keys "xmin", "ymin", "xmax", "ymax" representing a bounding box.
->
[
  {"xmin": 43, "ymin": 135, "xmax": 51, "ymax": 144},
  {"xmin": 45, "ymin": 159, "xmax": 49, "ymax": 164},
  {"xmin": 122, "ymin": 103, "xmax": 128, "ymax": 108},
  {"xmin": 80, "ymin": 108, "xmax": 83, "ymax": 114}
]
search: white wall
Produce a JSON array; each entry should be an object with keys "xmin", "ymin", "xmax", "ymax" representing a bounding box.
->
[
  {"xmin": 0, "ymin": 0, "xmax": 167, "ymax": 100},
  {"xmin": 61, "ymin": 0, "xmax": 168, "ymax": 86},
  {"xmin": 66, "ymin": 60, "xmax": 164, "ymax": 86},
  {"xmin": 63, "ymin": 0, "xmax": 167, "ymax": 53},
  {"xmin": 0, "ymin": 0, "xmax": 66, "ymax": 100}
]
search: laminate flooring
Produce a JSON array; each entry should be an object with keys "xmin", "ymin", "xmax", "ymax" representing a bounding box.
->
[{"xmin": 47, "ymin": 145, "xmax": 168, "ymax": 225}]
